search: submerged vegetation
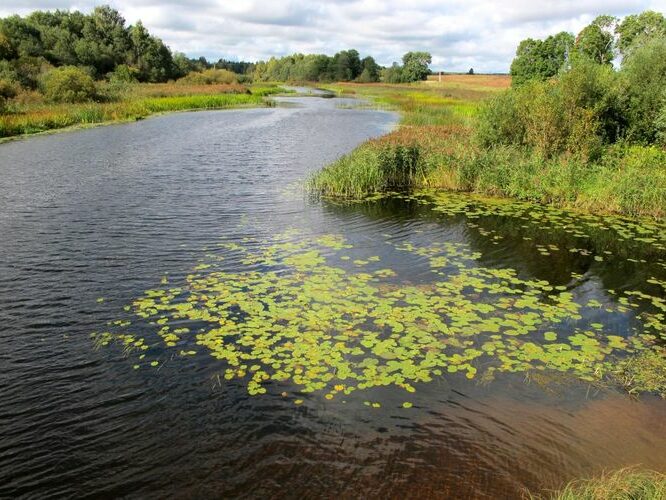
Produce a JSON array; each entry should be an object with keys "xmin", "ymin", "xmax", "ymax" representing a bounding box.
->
[
  {"xmin": 310, "ymin": 10, "xmax": 666, "ymax": 219},
  {"xmin": 535, "ymin": 468, "xmax": 666, "ymax": 500}
]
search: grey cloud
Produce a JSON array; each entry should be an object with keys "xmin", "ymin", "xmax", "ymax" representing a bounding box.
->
[{"xmin": 1, "ymin": 0, "xmax": 663, "ymax": 72}]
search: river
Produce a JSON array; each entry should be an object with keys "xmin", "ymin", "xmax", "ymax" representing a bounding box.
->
[{"xmin": 0, "ymin": 95, "xmax": 664, "ymax": 498}]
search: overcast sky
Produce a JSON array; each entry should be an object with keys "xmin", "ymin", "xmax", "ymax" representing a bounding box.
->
[{"xmin": 1, "ymin": 0, "xmax": 665, "ymax": 72}]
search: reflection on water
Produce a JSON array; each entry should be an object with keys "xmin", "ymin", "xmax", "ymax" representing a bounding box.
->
[{"xmin": 0, "ymin": 96, "xmax": 664, "ymax": 498}]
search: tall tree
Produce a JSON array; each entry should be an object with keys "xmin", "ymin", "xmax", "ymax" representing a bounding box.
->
[
  {"xmin": 616, "ymin": 10, "xmax": 666, "ymax": 55},
  {"xmin": 510, "ymin": 32, "xmax": 574, "ymax": 85},
  {"xmin": 576, "ymin": 15, "xmax": 617, "ymax": 64},
  {"xmin": 401, "ymin": 51, "xmax": 431, "ymax": 81}
]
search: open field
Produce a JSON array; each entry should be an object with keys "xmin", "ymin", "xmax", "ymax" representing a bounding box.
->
[{"xmin": 426, "ymin": 73, "xmax": 512, "ymax": 89}]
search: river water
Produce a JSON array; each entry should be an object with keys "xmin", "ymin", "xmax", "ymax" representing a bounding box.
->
[{"xmin": 0, "ymin": 95, "xmax": 664, "ymax": 498}]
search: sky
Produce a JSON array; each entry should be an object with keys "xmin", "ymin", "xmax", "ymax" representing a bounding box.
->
[{"xmin": 1, "ymin": 0, "xmax": 665, "ymax": 72}]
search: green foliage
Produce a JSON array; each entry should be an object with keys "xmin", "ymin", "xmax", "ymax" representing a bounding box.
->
[
  {"xmin": 176, "ymin": 68, "xmax": 239, "ymax": 85},
  {"xmin": 575, "ymin": 15, "xmax": 616, "ymax": 65},
  {"xmin": 108, "ymin": 64, "xmax": 138, "ymax": 84},
  {"xmin": 357, "ymin": 56, "xmax": 380, "ymax": 82},
  {"xmin": 401, "ymin": 51, "xmax": 432, "ymax": 82},
  {"xmin": 616, "ymin": 10, "xmax": 666, "ymax": 55},
  {"xmin": 656, "ymin": 93, "xmax": 666, "ymax": 146},
  {"xmin": 0, "ymin": 6, "xmax": 178, "ymax": 84},
  {"xmin": 40, "ymin": 65, "xmax": 96, "ymax": 103},
  {"xmin": 127, "ymin": 21, "xmax": 175, "ymax": 83},
  {"xmin": 0, "ymin": 32, "xmax": 14, "ymax": 59},
  {"xmin": 381, "ymin": 63, "xmax": 407, "ymax": 83},
  {"xmin": 510, "ymin": 32, "xmax": 575, "ymax": 85},
  {"xmin": 480, "ymin": 60, "xmax": 618, "ymax": 158},
  {"xmin": 619, "ymin": 36, "xmax": 666, "ymax": 143}
]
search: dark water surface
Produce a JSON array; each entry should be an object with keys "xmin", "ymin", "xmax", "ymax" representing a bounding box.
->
[{"xmin": 0, "ymin": 96, "xmax": 665, "ymax": 499}]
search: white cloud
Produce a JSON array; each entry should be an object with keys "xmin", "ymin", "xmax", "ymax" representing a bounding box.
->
[{"xmin": 1, "ymin": 0, "xmax": 665, "ymax": 72}]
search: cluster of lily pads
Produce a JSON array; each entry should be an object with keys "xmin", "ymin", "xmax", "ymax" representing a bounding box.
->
[{"xmin": 93, "ymin": 218, "xmax": 665, "ymax": 403}]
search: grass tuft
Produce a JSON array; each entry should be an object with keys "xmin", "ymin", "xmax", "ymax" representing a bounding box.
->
[{"xmin": 532, "ymin": 468, "xmax": 666, "ymax": 500}]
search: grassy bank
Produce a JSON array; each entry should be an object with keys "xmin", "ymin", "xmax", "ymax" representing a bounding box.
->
[
  {"xmin": 0, "ymin": 83, "xmax": 287, "ymax": 139},
  {"xmin": 309, "ymin": 75, "xmax": 666, "ymax": 219},
  {"xmin": 531, "ymin": 468, "xmax": 666, "ymax": 499}
]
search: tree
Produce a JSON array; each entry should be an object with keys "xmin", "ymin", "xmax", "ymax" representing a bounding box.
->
[
  {"xmin": 576, "ymin": 15, "xmax": 617, "ymax": 64},
  {"xmin": 616, "ymin": 10, "xmax": 666, "ymax": 55},
  {"xmin": 0, "ymin": 32, "xmax": 16, "ymax": 60},
  {"xmin": 75, "ymin": 6, "xmax": 130, "ymax": 76},
  {"xmin": 382, "ymin": 63, "xmax": 406, "ymax": 83},
  {"xmin": 620, "ymin": 36, "xmax": 666, "ymax": 143},
  {"xmin": 358, "ymin": 56, "xmax": 380, "ymax": 82},
  {"xmin": 510, "ymin": 32, "xmax": 574, "ymax": 85},
  {"xmin": 402, "ymin": 51, "xmax": 431, "ymax": 81},
  {"xmin": 129, "ymin": 21, "xmax": 174, "ymax": 82},
  {"xmin": 468, "ymin": 68, "xmax": 474, "ymax": 75}
]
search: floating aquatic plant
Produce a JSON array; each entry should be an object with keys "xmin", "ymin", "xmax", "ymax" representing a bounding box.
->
[{"xmin": 93, "ymin": 223, "xmax": 665, "ymax": 403}]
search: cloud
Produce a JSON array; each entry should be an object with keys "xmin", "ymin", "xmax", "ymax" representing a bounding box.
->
[{"xmin": 0, "ymin": 0, "xmax": 664, "ymax": 72}]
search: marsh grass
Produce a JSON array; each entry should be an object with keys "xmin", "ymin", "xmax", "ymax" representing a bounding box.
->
[
  {"xmin": 531, "ymin": 468, "xmax": 666, "ymax": 500},
  {"xmin": 0, "ymin": 83, "xmax": 285, "ymax": 139}
]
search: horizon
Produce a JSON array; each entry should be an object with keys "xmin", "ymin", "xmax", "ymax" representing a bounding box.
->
[{"xmin": 1, "ymin": 1, "xmax": 665, "ymax": 73}]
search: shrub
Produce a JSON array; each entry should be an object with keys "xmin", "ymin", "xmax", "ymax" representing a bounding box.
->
[
  {"xmin": 0, "ymin": 78, "xmax": 18, "ymax": 113},
  {"xmin": 108, "ymin": 64, "xmax": 139, "ymax": 84},
  {"xmin": 176, "ymin": 69, "xmax": 238, "ymax": 85},
  {"xmin": 476, "ymin": 90, "xmax": 525, "ymax": 147},
  {"xmin": 41, "ymin": 66, "xmax": 97, "ymax": 103},
  {"xmin": 476, "ymin": 60, "xmax": 618, "ymax": 159}
]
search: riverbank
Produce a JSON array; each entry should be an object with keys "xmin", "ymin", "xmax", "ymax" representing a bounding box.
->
[
  {"xmin": 309, "ymin": 76, "xmax": 665, "ymax": 220},
  {"xmin": 0, "ymin": 83, "xmax": 288, "ymax": 140}
]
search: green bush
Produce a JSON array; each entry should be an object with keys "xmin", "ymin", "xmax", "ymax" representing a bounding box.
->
[
  {"xmin": 476, "ymin": 90, "xmax": 525, "ymax": 147},
  {"xmin": 41, "ymin": 66, "xmax": 97, "ymax": 103},
  {"xmin": 108, "ymin": 64, "xmax": 138, "ymax": 84}
]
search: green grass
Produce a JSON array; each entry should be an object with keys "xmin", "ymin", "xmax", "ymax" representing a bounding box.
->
[{"xmin": 533, "ymin": 468, "xmax": 666, "ymax": 500}]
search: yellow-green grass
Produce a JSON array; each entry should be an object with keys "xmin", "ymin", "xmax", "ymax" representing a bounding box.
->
[
  {"xmin": 0, "ymin": 83, "xmax": 286, "ymax": 139},
  {"xmin": 311, "ymin": 77, "xmax": 666, "ymax": 219},
  {"xmin": 532, "ymin": 468, "xmax": 666, "ymax": 500}
]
